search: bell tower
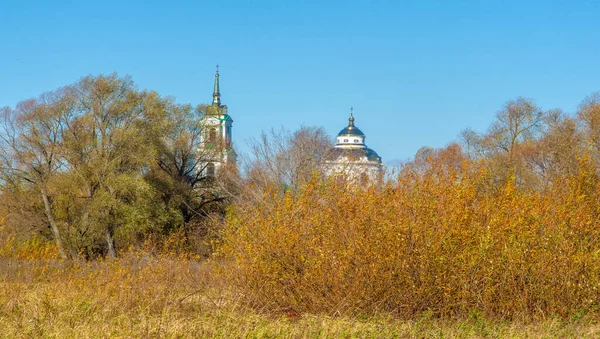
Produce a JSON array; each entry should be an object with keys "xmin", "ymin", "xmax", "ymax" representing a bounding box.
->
[{"xmin": 200, "ymin": 65, "xmax": 237, "ymax": 176}]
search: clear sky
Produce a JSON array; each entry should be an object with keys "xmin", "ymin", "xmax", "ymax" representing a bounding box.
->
[{"xmin": 1, "ymin": 0, "xmax": 599, "ymax": 165}]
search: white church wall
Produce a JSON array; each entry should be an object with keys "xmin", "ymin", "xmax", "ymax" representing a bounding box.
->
[{"xmin": 324, "ymin": 161, "xmax": 382, "ymax": 182}]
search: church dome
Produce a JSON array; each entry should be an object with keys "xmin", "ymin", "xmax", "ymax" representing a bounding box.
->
[
  {"xmin": 323, "ymin": 109, "xmax": 383, "ymax": 181},
  {"xmin": 337, "ymin": 114, "xmax": 365, "ymax": 137},
  {"xmin": 337, "ymin": 113, "xmax": 364, "ymax": 137},
  {"xmin": 335, "ymin": 112, "xmax": 368, "ymax": 147}
]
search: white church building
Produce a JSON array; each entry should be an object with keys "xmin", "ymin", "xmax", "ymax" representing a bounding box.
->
[
  {"xmin": 199, "ymin": 66, "xmax": 237, "ymax": 177},
  {"xmin": 198, "ymin": 68, "xmax": 382, "ymax": 180},
  {"xmin": 323, "ymin": 110, "xmax": 383, "ymax": 181}
]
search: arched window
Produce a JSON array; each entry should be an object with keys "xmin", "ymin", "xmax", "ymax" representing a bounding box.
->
[
  {"xmin": 209, "ymin": 128, "xmax": 217, "ymax": 144},
  {"xmin": 206, "ymin": 162, "xmax": 215, "ymax": 177}
]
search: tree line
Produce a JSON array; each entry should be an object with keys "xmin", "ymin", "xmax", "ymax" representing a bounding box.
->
[
  {"xmin": 0, "ymin": 74, "xmax": 238, "ymax": 259},
  {"xmin": 2, "ymin": 73, "xmax": 600, "ymax": 263},
  {"xmin": 409, "ymin": 94, "xmax": 600, "ymax": 190}
]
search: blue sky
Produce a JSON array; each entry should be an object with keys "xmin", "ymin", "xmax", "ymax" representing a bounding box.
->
[{"xmin": 1, "ymin": 0, "xmax": 599, "ymax": 165}]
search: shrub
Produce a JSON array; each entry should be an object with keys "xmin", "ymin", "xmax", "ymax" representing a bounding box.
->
[{"xmin": 217, "ymin": 161, "xmax": 600, "ymax": 319}]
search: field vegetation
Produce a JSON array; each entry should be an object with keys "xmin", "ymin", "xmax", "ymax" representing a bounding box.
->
[
  {"xmin": 0, "ymin": 238, "xmax": 598, "ymax": 337},
  {"xmin": 1, "ymin": 74, "xmax": 600, "ymax": 337}
]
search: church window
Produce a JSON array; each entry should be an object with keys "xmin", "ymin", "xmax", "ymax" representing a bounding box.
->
[
  {"xmin": 206, "ymin": 162, "xmax": 215, "ymax": 177},
  {"xmin": 209, "ymin": 128, "xmax": 217, "ymax": 144},
  {"xmin": 344, "ymin": 139, "xmax": 348, "ymax": 143},
  {"xmin": 354, "ymin": 139, "xmax": 359, "ymax": 143}
]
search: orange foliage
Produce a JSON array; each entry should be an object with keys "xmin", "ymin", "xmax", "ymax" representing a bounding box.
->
[{"xmin": 217, "ymin": 159, "xmax": 600, "ymax": 320}]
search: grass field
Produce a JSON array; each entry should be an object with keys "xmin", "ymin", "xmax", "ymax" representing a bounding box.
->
[{"xmin": 1, "ymin": 252, "xmax": 599, "ymax": 338}]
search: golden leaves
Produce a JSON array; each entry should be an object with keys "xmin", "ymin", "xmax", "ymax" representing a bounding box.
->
[{"xmin": 218, "ymin": 160, "xmax": 600, "ymax": 319}]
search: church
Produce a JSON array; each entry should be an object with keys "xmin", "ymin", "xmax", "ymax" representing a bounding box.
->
[
  {"xmin": 199, "ymin": 67, "xmax": 382, "ymax": 180},
  {"xmin": 199, "ymin": 66, "xmax": 237, "ymax": 177},
  {"xmin": 322, "ymin": 109, "xmax": 383, "ymax": 181}
]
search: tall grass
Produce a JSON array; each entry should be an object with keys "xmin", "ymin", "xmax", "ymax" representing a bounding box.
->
[
  {"xmin": 2, "ymin": 160, "xmax": 600, "ymax": 336},
  {"xmin": 1, "ymin": 249, "xmax": 599, "ymax": 338}
]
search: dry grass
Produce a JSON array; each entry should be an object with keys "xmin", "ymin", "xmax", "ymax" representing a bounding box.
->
[
  {"xmin": 0, "ymin": 251, "xmax": 599, "ymax": 338},
  {"xmin": 2, "ymin": 161, "xmax": 600, "ymax": 337}
]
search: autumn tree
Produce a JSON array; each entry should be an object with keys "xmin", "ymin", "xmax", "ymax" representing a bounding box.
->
[
  {"xmin": 460, "ymin": 97, "xmax": 548, "ymax": 187},
  {"xmin": 484, "ymin": 97, "xmax": 545, "ymax": 159},
  {"xmin": 244, "ymin": 125, "xmax": 332, "ymax": 192},
  {"xmin": 578, "ymin": 92, "xmax": 600, "ymax": 166},
  {"xmin": 0, "ymin": 90, "xmax": 72, "ymax": 258},
  {"xmin": 460, "ymin": 128, "xmax": 486, "ymax": 161},
  {"xmin": 58, "ymin": 74, "xmax": 169, "ymax": 257},
  {"xmin": 407, "ymin": 143, "xmax": 466, "ymax": 175},
  {"xmin": 519, "ymin": 109, "xmax": 583, "ymax": 186}
]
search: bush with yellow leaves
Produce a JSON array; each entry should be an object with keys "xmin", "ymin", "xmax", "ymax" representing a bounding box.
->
[{"xmin": 217, "ymin": 159, "xmax": 600, "ymax": 320}]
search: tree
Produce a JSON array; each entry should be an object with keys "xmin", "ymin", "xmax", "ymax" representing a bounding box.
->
[
  {"xmin": 407, "ymin": 143, "xmax": 466, "ymax": 176},
  {"xmin": 520, "ymin": 110, "xmax": 582, "ymax": 187},
  {"xmin": 244, "ymin": 126, "xmax": 332, "ymax": 191},
  {"xmin": 460, "ymin": 128, "xmax": 486, "ymax": 161},
  {"xmin": 146, "ymin": 102, "xmax": 238, "ymax": 252},
  {"xmin": 0, "ymin": 90, "xmax": 72, "ymax": 259},
  {"xmin": 60, "ymin": 74, "xmax": 166, "ymax": 258},
  {"xmin": 578, "ymin": 92, "xmax": 600, "ymax": 166},
  {"xmin": 484, "ymin": 97, "xmax": 545, "ymax": 161},
  {"xmin": 460, "ymin": 97, "xmax": 548, "ymax": 187}
]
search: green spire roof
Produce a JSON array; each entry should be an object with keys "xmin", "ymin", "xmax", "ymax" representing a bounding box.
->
[{"xmin": 212, "ymin": 64, "xmax": 221, "ymax": 106}]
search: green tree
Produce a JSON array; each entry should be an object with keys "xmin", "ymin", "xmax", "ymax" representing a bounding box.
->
[
  {"xmin": 60, "ymin": 74, "xmax": 166, "ymax": 258},
  {"xmin": 146, "ymin": 103, "xmax": 238, "ymax": 254}
]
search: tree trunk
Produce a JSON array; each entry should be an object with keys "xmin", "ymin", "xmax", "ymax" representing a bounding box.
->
[
  {"xmin": 106, "ymin": 224, "xmax": 117, "ymax": 258},
  {"xmin": 81, "ymin": 209, "xmax": 90, "ymax": 234},
  {"xmin": 40, "ymin": 189, "xmax": 69, "ymax": 260}
]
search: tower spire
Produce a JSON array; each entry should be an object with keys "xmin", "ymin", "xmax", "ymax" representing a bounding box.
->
[
  {"xmin": 212, "ymin": 64, "xmax": 221, "ymax": 106},
  {"xmin": 349, "ymin": 106, "xmax": 355, "ymax": 126}
]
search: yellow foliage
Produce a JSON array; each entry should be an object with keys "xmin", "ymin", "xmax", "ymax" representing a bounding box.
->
[
  {"xmin": 1, "ymin": 252, "xmax": 598, "ymax": 336},
  {"xmin": 217, "ymin": 160, "xmax": 600, "ymax": 319},
  {"xmin": 0, "ymin": 236, "xmax": 59, "ymax": 261}
]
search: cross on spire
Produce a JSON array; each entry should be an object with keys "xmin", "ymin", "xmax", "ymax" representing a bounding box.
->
[{"xmin": 212, "ymin": 64, "xmax": 221, "ymax": 106}]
